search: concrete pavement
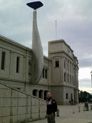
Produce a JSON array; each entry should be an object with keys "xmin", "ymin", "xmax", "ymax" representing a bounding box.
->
[{"xmin": 29, "ymin": 104, "xmax": 92, "ymax": 123}]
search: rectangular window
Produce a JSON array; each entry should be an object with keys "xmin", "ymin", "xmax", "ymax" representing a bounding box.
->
[
  {"xmin": 1, "ymin": 52, "xmax": 5, "ymax": 70},
  {"xmin": 55, "ymin": 61, "xmax": 59, "ymax": 67},
  {"xmin": 43, "ymin": 68, "xmax": 44, "ymax": 78},
  {"xmin": 16, "ymin": 56, "xmax": 20, "ymax": 73},
  {"xmin": 45, "ymin": 69, "xmax": 48, "ymax": 79},
  {"xmin": 64, "ymin": 73, "xmax": 66, "ymax": 82},
  {"xmin": 66, "ymin": 93, "xmax": 68, "ymax": 99}
]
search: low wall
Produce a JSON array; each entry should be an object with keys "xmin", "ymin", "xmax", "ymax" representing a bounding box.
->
[{"xmin": 0, "ymin": 83, "xmax": 46, "ymax": 123}]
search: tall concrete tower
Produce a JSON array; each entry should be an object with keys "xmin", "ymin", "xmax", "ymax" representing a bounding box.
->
[{"xmin": 27, "ymin": 1, "xmax": 43, "ymax": 84}]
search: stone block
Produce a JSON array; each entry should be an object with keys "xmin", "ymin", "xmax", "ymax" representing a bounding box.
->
[
  {"xmin": 27, "ymin": 114, "xmax": 31, "ymax": 119},
  {"xmin": 0, "ymin": 98, "xmax": 3, "ymax": 107},
  {"xmin": 28, "ymin": 106, "xmax": 31, "ymax": 114},
  {"xmin": 0, "ymin": 108, "xmax": 3, "ymax": 116},
  {"xmin": 40, "ymin": 112, "xmax": 46, "ymax": 119},
  {"xmin": 40, "ymin": 100, "xmax": 46, "ymax": 105},
  {"xmin": 12, "ymin": 107, "xmax": 18, "ymax": 115},
  {"xmin": 32, "ymin": 106, "xmax": 39, "ymax": 113},
  {"xmin": 32, "ymin": 112, "xmax": 39, "ymax": 120},
  {"xmin": 2, "ymin": 116, "xmax": 10, "ymax": 123},
  {"xmin": 32, "ymin": 98, "xmax": 36, "ymax": 105},
  {"xmin": 18, "ymin": 93, "xmax": 27, "ymax": 98},
  {"xmin": 0, "ymin": 117, "xmax": 3, "ymax": 123},
  {"xmin": 0, "ymin": 84, "xmax": 7, "ymax": 89},
  {"xmin": 12, "ymin": 90, "xmax": 19, "ymax": 97},
  {"xmin": 3, "ymin": 107, "xmax": 10, "ymax": 116},
  {"xmin": 3, "ymin": 89, "xmax": 11, "ymax": 97},
  {"xmin": 0, "ymin": 89, "xmax": 4, "ymax": 97},
  {"xmin": 3, "ymin": 98, "xmax": 11, "ymax": 107},
  {"xmin": 32, "ymin": 98, "xmax": 39, "ymax": 106},
  {"xmin": 18, "ymin": 107, "xmax": 26, "ymax": 115},
  {"xmin": 28, "ymin": 98, "xmax": 31, "ymax": 106},
  {"xmin": 4, "ymin": 107, "xmax": 11, "ymax": 116},
  {"xmin": 40, "ymin": 105, "xmax": 46, "ymax": 112},
  {"xmin": 11, "ymin": 98, "xmax": 18, "ymax": 107},
  {"xmin": 18, "ymin": 98, "xmax": 27, "ymax": 106},
  {"xmin": 17, "ymin": 115, "xmax": 26, "ymax": 122},
  {"xmin": 10, "ymin": 116, "xmax": 18, "ymax": 123}
]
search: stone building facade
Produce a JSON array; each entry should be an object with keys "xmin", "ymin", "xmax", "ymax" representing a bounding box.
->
[
  {"xmin": 0, "ymin": 35, "xmax": 79, "ymax": 105},
  {"xmin": 48, "ymin": 40, "xmax": 79, "ymax": 104}
]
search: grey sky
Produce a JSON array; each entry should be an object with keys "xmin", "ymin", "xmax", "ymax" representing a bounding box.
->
[{"xmin": 0, "ymin": 0, "xmax": 92, "ymax": 92}]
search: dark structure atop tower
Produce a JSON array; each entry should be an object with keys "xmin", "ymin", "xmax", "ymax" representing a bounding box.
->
[{"xmin": 27, "ymin": 1, "xmax": 43, "ymax": 10}]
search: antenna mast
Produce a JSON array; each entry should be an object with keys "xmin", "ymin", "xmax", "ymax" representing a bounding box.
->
[{"xmin": 55, "ymin": 20, "xmax": 57, "ymax": 40}]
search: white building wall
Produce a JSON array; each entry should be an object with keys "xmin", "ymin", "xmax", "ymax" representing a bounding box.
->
[
  {"xmin": 0, "ymin": 35, "xmax": 78, "ymax": 105},
  {"xmin": 0, "ymin": 36, "xmax": 32, "ymax": 85}
]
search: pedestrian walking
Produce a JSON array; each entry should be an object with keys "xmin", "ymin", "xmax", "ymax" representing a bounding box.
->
[
  {"xmin": 85, "ymin": 101, "xmax": 89, "ymax": 111},
  {"xmin": 46, "ymin": 92, "xmax": 57, "ymax": 123}
]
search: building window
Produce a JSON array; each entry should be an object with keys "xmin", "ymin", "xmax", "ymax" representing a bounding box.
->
[
  {"xmin": 44, "ymin": 90, "xmax": 48, "ymax": 100},
  {"xmin": 45, "ymin": 69, "xmax": 48, "ymax": 79},
  {"xmin": 1, "ymin": 52, "xmax": 5, "ymax": 70},
  {"xmin": 66, "ymin": 93, "xmax": 68, "ymax": 99},
  {"xmin": 67, "ymin": 74, "xmax": 69, "ymax": 82},
  {"xmin": 55, "ymin": 61, "xmax": 59, "ymax": 67},
  {"xmin": 43, "ymin": 69, "xmax": 48, "ymax": 79},
  {"xmin": 64, "ymin": 61, "xmax": 66, "ymax": 68},
  {"xmin": 72, "ymin": 77, "xmax": 74, "ymax": 84},
  {"xmin": 70, "ymin": 75, "xmax": 71, "ymax": 83},
  {"xmin": 39, "ymin": 90, "xmax": 43, "ymax": 99},
  {"xmin": 33, "ymin": 89, "xmax": 38, "ymax": 96},
  {"xmin": 16, "ymin": 56, "xmax": 20, "ymax": 73},
  {"xmin": 71, "ymin": 94, "xmax": 73, "ymax": 100},
  {"xmin": 43, "ymin": 68, "xmax": 44, "ymax": 78},
  {"xmin": 67, "ymin": 60, "xmax": 69, "ymax": 71},
  {"xmin": 64, "ymin": 73, "xmax": 66, "ymax": 82}
]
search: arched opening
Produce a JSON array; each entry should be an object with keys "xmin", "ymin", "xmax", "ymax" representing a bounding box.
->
[
  {"xmin": 43, "ymin": 68, "xmax": 44, "ymax": 78},
  {"xmin": 66, "ymin": 93, "xmax": 68, "ymax": 99},
  {"xmin": 44, "ymin": 90, "xmax": 48, "ymax": 100},
  {"xmin": 33, "ymin": 89, "xmax": 38, "ymax": 96},
  {"xmin": 39, "ymin": 90, "xmax": 43, "ymax": 99},
  {"xmin": 45, "ymin": 69, "xmax": 48, "ymax": 79}
]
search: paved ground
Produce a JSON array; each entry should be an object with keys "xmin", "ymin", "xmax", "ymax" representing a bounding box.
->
[{"xmin": 30, "ymin": 104, "xmax": 92, "ymax": 123}]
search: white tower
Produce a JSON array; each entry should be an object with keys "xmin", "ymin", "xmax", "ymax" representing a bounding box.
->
[{"xmin": 27, "ymin": 1, "xmax": 43, "ymax": 84}]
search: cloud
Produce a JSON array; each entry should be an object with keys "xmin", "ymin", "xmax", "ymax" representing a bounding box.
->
[
  {"xmin": 80, "ymin": 78, "xmax": 90, "ymax": 83},
  {"xmin": 79, "ymin": 57, "xmax": 92, "ymax": 68},
  {"xmin": 79, "ymin": 67, "xmax": 92, "ymax": 92}
]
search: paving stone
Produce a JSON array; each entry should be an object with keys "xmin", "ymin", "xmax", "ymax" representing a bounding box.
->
[{"xmin": 29, "ymin": 104, "xmax": 92, "ymax": 123}]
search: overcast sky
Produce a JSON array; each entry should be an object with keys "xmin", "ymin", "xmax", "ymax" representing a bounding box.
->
[{"xmin": 0, "ymin": 0, "xmax": 92, "ymax": 93}]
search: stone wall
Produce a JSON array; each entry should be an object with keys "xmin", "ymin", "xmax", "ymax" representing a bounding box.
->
[
  {"xmin": 51, "ymin": 86, "xmax": 63, "ymax": 105},
  {"xmin": 0, "ymin": 83, "xmax": 46, "ymax": 123}
]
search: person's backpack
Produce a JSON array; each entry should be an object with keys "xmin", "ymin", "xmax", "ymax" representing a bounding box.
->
[{"xmin": 52, "ymin": 99, "xmax": 57, "ymax": 112}]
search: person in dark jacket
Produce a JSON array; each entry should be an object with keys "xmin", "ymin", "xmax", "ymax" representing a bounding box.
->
[{"xmin": 46, "ymin": 92, "xmax": 57, "ymax": 123}]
